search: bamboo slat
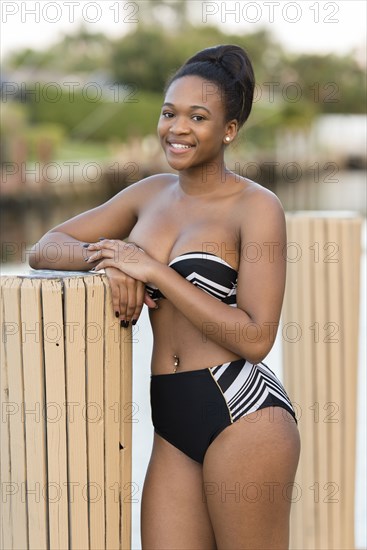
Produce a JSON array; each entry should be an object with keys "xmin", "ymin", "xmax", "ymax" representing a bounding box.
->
[
  {"xmin": 299, "ymin": 216, "xmax": 316, "ymax": 550},
  {"xmin": 283, "ymin": 216, "xmax": 304, "ymax": 549},
  {"xmin": 324, "ymin": 218, "xmax": 343, "ymax": 549},
  {"xmin": 283, "ymin": 213, "xmax": 362, "ymax": 550},
  {"xmin": 64, "ymin": 277, "xmax": 89, "ymax": 550},
  {"xmin": 20, "ymin": 278, "xmax": 48, "ymax": 550},
  {"xmin": 84, "ymin": 276, "xmax": 106, "ymax": 550},
  {"xmin": 340, "ymin": 219, "xmax": 360, "ymax": 548},
  {"xmin": 1, "ymin": 278, "xmax": 15, "ymax": 550},
  {"xmin": 312, "ymin": 217, "xmax": 330, "ymax": 549},
  {"xmin": 120, "ymin": 314, "xmax": 133, "ymax": 550},
  {"xmin": 103, "ymin": 278, "xmax": 121, "ymax": 550},
  {"xmin": 2, "ymin": 278, "xmax": 29, "ymax": 549},
  {"xmin": 41, "ymin": 279, "xmax": 69, "ymax": 550}
]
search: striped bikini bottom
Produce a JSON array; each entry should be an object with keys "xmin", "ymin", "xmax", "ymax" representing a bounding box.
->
[{"xmin": 150, "ymin": 358, "xmax": 297, "ymax": 464}]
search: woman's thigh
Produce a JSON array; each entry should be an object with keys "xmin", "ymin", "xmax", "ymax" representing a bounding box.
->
[
  {"xmin": 203, "ymin": 407, "xmax": 301, "ymax": 550},
  {"xmin": 141, "ymin": 432, "xmax": 216, "ymax": 550}
]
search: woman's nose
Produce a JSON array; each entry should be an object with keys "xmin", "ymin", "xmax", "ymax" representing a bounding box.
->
[{"xmin": 169, "ymin": 117, "xmax": 190, "ymax": 134}]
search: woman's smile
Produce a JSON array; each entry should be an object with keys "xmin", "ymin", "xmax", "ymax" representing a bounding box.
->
[{"xmin": 167, "ymin": 140, "xmax": 196, "ymax": 154}]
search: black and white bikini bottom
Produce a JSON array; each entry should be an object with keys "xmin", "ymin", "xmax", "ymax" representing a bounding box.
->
[{"xmin": 150, "ymin": 358, "xmax": 297, "ymax": 464}]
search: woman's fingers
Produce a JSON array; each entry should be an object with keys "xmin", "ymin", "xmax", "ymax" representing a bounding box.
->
[
  {"xmin": 123, "ymin": 278, "xmax": 137, "ymax": 324},
  {"xmin": 110, "ymin": 279, "xmax": 122, "ymax": 320},
  {"xmin": 104, "ymin": 267, "xmax": 150, "ymax": 327},
  {"xmin": 118, "ymin": 282, "xmax": 129, "ymax": 326},
  {"xmin": 85, "ymin": 247, "xmax": 114, "ymax": 263},
  {"xmin": 131, "ymin": 282, "xmax": 145, "ymax": 324},
  {"xmin": 144, "ymin": 292, "xmax": 158, "ymax": 309}
]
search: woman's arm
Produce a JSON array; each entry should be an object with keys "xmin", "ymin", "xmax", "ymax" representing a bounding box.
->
[
  {"xmin": 28, "ymin": 174, "xmax": 169, "ymax": 322},
  {"xmin": 28, "ymin": 184, "xmax": 138, "ymax": 270},
  {"xmin": 88, "ymin": 189, "xmax": 287, "ymax": 364}
]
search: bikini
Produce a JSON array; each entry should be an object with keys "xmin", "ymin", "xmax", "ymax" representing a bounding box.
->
[{"xmin": 147, "ymin": 251, "xmax": 297, "ymax": 464}]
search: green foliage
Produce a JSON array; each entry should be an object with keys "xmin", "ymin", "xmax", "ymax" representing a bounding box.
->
[
  {"xmin": 111, "ymin": 27, "xmax": 181, "ymax": 93},
  {"xmin": 283, "ymin": 52, "xmax": 366, "ymax": 114},
  {"xmin": 110, "ymin": 24, "xmax": 284, "ymax": 93},
  {"xmin": 24, "ymin": 124, "xmax": 66, "ymax": 161},
  {"xmin": 7, "ymin": 26, "xmax": 113, "ymax": 73},
  {"xmin": 26, "ymin": 88, "xmax": 163, "ymax": 141}
]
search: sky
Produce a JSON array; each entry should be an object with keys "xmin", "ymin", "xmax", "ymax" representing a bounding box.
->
[{"xmin": 1, "ymin": 0, "xmax": 366, "ymax": 63}]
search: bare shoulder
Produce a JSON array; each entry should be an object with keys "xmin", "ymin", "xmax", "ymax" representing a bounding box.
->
[
  {"xmin": 121, "ymin": 172, "xmax": 177, "ymax": 199},
  {"xmin": 235, "ymin": 177, "xmax": 286, "ymax": 227},
  {"xmin": 229, "ymin": 177, "xmax": 287, "ymax": 248}
]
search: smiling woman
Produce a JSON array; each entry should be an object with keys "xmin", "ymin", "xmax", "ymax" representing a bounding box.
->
[{"xmin": 29, "ymin": 44, "xmax": 300, "ymax": 550}]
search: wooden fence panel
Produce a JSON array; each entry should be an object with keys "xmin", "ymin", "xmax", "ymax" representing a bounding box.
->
[
  {"xmin": 0, "ymin": 272, "xmax": 132, "ymax": 550},
  {"xmin": 283, "ymin": 213, "xmax": 362, "ymax": 550}
]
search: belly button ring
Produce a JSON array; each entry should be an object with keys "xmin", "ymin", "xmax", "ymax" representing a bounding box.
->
[{"xmin": 173, "ymin": 355, "xmax": 180, "ymax": 373}]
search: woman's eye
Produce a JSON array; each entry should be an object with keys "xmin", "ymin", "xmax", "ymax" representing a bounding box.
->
[
  {"xmin": 162, "ymin": 112, "xmax": 174, "ymax": 118},
  {"xmin": 193, "ymin": 115, "xmax": 205, "ymax": 121}
]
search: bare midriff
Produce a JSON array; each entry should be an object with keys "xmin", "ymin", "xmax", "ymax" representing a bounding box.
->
[{"xmin": 149, "ymin": 299, "xmax": 242, "ymax": 375}]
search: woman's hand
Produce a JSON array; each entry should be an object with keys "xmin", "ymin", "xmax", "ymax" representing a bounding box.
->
[
  {"xmin": 104, "ymin": 266, "xmax": 158, "ymax": 327},
  {"xmin": 85, "ymin": 239, "xmax": 158, "ymax": 283}
]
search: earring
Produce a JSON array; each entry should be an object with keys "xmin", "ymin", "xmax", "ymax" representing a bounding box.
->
[{"xmin": 225, "ymin": 136, "xmax": 231, "ymax": 142}]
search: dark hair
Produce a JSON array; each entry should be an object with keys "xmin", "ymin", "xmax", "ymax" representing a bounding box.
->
[{"xmin": 165, "ymin": 44, "xmax": 255, "ymax": 129}]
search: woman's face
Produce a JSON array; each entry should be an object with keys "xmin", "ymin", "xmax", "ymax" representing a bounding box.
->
[{"xmin": 157, "ymin": 75, "xmax": 233, "ymax": 171}]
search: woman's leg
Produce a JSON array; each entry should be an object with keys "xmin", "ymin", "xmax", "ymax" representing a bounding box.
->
[
  {"xmin": 203, "ymin": 407, "xmax": 300, "ymax": 550},
  {"xmin": 141, "ymin": 432, "xmax": 217, "ymax": 550}
]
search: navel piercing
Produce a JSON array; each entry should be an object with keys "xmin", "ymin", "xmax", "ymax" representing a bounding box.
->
[
  {"xmin": 225, "ymin": 136, "xmax": 231, "ymax": 142},
  {"xmin": 173, "ymin": 355, "xmax": 180, "ymax": 373}
]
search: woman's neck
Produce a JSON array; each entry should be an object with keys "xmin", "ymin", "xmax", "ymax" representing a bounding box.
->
[{"xmin": 177, "ymin": 160, "xmax": 232, "ymax": 196}]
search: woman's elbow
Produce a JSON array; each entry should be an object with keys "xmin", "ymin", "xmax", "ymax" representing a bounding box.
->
[
  {"xmin": 240, "ymin": 336, "xmax": 275, "ymax": 365},
  {"xmin": 239, "ymin": 316, "xmax": 279, "ymax": 364}
]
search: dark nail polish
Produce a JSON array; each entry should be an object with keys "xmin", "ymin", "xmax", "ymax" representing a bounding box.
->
[
  {"xmin": 120, "ymin": 320, "xmax": 129, "ymax": 328},
  {"xmin": 132, "ymin": 319, "xmax": 137, "ymax": 325},
  {"xmin": 115, "ymin": 311, "xmax": 119, "ymax": 318},
  {"xmin": 82, "ymin": 243, "xmax": 90, "ymax": 248},
  {"xmin": 84, "ymin": 257, "xmax": 89, "ymax": 261},
  {"xmin": 98, "ymin": 237, "xmax": 107, "ymax": 241}
]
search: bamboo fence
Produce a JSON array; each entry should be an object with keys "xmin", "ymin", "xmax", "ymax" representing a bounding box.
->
[
  {"xmin": 1, "ymin": 271, "xmax": 132, "ymax": 550},
  {"xmin": 282, "ymin": 212, "xmax": 363, "ymax": 550}
]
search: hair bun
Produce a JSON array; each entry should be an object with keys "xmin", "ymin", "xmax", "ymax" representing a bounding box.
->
[{"xmin": 187, "ymin": 45, "xmax": 246, "ymax": 76}]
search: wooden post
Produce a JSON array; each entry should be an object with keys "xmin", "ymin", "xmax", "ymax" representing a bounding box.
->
[
  {"xmin": 282, "ymin": 212, "xmax": 362, "ymax": 550},
  {"xmin": 0, "ymin": 271, "xmax": 132, "ymax": 550}
]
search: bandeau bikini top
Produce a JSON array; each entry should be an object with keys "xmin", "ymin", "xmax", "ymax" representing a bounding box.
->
[{"xmin": 145, "ymin": 251, "xmax": 237, "ymax": 306}]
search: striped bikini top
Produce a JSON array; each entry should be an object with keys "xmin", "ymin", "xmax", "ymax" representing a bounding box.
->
[{"xmin": 145, "ymin": 251, "xmax": 237, "ymax": 306}]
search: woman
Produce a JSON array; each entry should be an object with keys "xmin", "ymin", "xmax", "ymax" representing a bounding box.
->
[{"xmin": 30, "ymin": 45, "xmax": 300, "ymax": 549}]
